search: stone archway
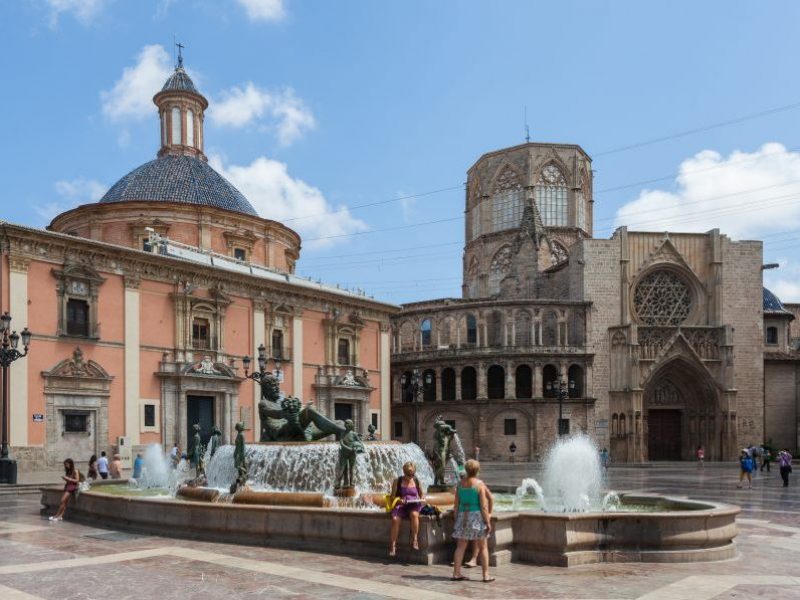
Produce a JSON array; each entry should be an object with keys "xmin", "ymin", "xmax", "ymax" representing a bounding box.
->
[{"xmin": 643, "ymin": 357, "xmax": 721, "ymax": 461}]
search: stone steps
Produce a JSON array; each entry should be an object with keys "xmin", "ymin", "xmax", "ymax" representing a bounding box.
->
[{"xmin": 0, "ymin": 484, "xmax": 47, "ymax": 496}]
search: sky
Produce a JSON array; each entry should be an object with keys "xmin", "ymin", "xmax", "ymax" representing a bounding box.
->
[{"xmin": 3, "ymin": 1, "xmax": 800, "ymax": 304}]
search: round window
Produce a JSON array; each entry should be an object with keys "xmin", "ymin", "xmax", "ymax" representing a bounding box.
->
[{"xmin": 633, "ymin": 270, "xmax": 693, "ymax": 326}]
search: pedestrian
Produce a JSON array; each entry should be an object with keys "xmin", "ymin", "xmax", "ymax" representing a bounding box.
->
[
  {"xmin": 388, "ymin": 461, "xmax": 424, "ymax": 556},
  {"xmin": 96, "ymin": 451, "xmax": 109, "ymax": 480},
  {"xmin": 170, "ymin": 443, "xmax": 180, "ymax": 468},
  {"xmin": 451, "ymin": 459, "xmax": 494, "ymax": 583},
  {"xmin": 132, "ymin": 453, "xmax": 144, "ymax": 480},
  {"xmin": 600, "ymin": 448, "xmax": 610, "ymax": 471},
  {"xmin": 87, "ymin": 454, "xmax": 98, "ymax": 481},
  {"xmin": 737, "ymin": 449, "xmax": 753, "ymax": 489},
  {"xmin": 50, "ymin": 458, "xmax": 81, "ymax": 522},
  {"xmin": 452, "ymin": 472, "xmax": 494, "ymax": 569},
  {"xmin": 750, "ymin": 445, "xmax": 760, "ymax": 477},
  {"xmin": 696, "ymin": 446, "xmax": 705, "ymax": 469},
  {"xmin": 474, "ymin": 445, "xmax": 480, "ymax": 461},
  {"xmin": 760, "ymin": 444, "xmax": 771, "ymax": 472},
  {"xmin": 109, "ymin": 454, "xmax": 122, "ymax": 479},
  {"xmin": 778, "ymin": 449, "xmax": 793, "ymax": 487}
]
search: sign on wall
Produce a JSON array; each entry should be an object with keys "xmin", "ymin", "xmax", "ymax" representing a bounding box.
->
[{"xmin": 32, "ymin": 414, "xmax": 44, "ymax": 423}]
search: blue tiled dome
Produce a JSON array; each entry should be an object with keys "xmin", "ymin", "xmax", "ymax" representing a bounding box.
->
[
  {"xmin": 161, "ymin": 67, "xmax": 198, "ymax": 94},
  {"xmin": 99, "ymin": 155, "xmax": 258, "ymax": 216},
  {"xmin": 763, "ymin": 287, "xmax": 793, "ymax": 316}
]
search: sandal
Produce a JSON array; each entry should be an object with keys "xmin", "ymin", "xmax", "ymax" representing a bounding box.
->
[
  {"xmin": 450, "ymin": 576, "xmax": 469, "ymax": 581},
  {"xmin": 483, "ymin": 576, "xmax": 496, "ymax": 583}
]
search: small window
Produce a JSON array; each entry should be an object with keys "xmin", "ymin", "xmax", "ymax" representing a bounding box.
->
[
  {"xmin": 766, "ymin": 326, "xmax": 779, "ymax": 345},
  {"xmin": 466, "ymin": 314, "xmax": 477, "ymax": 345},
  {"xmin": 272, "ymin": 330, "xmax": 284, "ymax": 359},
  {"xmin": 558, "ymin": 418, "xmax": 570, "ymax": 436},
  {"xmin": 171, "ymin": 106, "xmax": 182, "ymax": 145},
  {"xmin": 394, "ymin": 421, "xmax": 403, "ymax": 438},
  {"xmin": 64, "ymin": 412, "xmax": 88, "ymax": 433},
  {"xmin": 186, "ymin": 109, "xmax": 194, "ymax": 147},
  {"xmin": 371, "ymin": 412, "xmax": 379, "ymax": 428},
  {"xmin": 421, "ymin": 319, "xmax": 432, "ymax": 347},
  {"xmin": 504, "ymin": 418, "xmax": 517, "ymax": 436},
  {"xmin": 234, "ymin": 248, "xmax": 247, "ymax": 261},
  {"xmin": 338, "ymin": 338, "xmax": 350, "ymax": 365},
  {"xmin": 66, "ymin": 299, "xmax": 90, "ymax": 336},
  {"xmin": 144, "ymin": 404, "xmax": 156, "ymax": 427},
  {"xmin": 192, "ymin": 317, "xmax": 210, "ymax": 349}
]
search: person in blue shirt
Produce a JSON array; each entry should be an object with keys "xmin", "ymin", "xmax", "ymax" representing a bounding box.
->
[
  {"xmin": 737, "ymin": 449, "xmax": 754, "ymax": 489},
  {"xmin": 132, "ymin": 453, "xmax": 144, "ymax": 480}
]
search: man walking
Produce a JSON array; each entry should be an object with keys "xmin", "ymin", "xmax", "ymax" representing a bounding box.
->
[
  {"xmin": 778, "ymin": 450, "xmax": 793, "ymax": 487},
  {"xmin": 97, "ymin": 451, "xmax": 109, "ymax": 480}
]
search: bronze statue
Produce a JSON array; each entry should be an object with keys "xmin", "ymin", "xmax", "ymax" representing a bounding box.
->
[
  {"xmin": 209, "ymin": 425, "xmax": 222, "ymax": 458},
  {"xmin": 335, "ymin": 419, "xmax": 365, "ymax": 490},
  {"xmin": 190, "ymin": 423, "xmax": 202, "ymax": 467},
  {"xmin": 195, "ymin": 443, "xmax": 207, "ymax": 483},
  {"xmin": 433, "ymin": 416, "xmax": 457, "ymax": 486},
  {"xmin": 231, "ymin": 421, "xmax": 248, "ymax": 493},
  {"xmin": 257, "ymin": 373, "xmax": 350, "ymax": 442},
  {"xmin": 366, "ymin": 423, "xmax": 377, "ymax": 441}
]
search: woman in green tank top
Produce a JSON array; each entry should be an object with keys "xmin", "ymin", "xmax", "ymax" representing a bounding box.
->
[{"xmin": 451, "ymin": 459, "xmax": 494, "ymax": 583}]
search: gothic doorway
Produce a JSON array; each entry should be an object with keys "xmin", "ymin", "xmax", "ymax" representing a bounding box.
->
[
  {"xmin": 648, "ymin": 409, "xmax": 682, "ymax": 460},
  {"xmin": 644, "ymin": 357, "xmax": 720, "ymax": 461}
]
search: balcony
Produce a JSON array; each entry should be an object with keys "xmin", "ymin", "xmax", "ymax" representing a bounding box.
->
[
  {"xmin": 268, "ymin": 346, "xmax": 292, "ymax": 362},
  {"xmin": 393, "ymin": 344, "xmax": 592, "ymax": 363}
]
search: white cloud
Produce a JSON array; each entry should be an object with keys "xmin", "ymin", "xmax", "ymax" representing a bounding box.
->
[
  {"xmin": 209, "ymin": 154, "xmax": 367, "ymax": 247},
  {"xmin": 766, "ymin": 258, "xmax": 800, "ymax": 303},
  {"xmin": 396, "ymin": 191, "xmax": 416, "ymax": 222},
  {"xmin": 614, "ymin": 143, "xmax": 800, "ymax": 239},
  {"xmin": 237, "ymin": 0, "xmax": 285, "ymax": 22},
  {"xmin": 210, "ymin": 83, "xmax": 314, "ymax": 145},
  {"xmin": 42, "ymin": 0, "xmax": 110, "ymax": 27},
  {"xmin": 101, "ymin": 44, "xmax": 172, "ymax": 121},
  {"xmin": 35, "ymin": 177, "xmax": 107, "ymax": 224}
]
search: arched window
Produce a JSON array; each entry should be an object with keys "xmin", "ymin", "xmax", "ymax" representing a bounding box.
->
[
  {"xmin": 171, "ymin": 107, "xmax": 182, "ymax": 145},
  {"xmin": 619, "ymin": 413, "xmax": 627, "ymax": 437},
  {"xmin": 186, "ymin": 109, "xmax": 195, "ymax": 147},
  {"xmin": 488, "ymin": 246, "xmax": 513, "ymax": 295},
  {"xmin": 515, "ymin": 365, "xmax": 532, "ymax": 398},
  {"xmin": 488, "ymin": 310, "xmax": 503, "ymax": 347},
  {"xmin": 420, "ymin": 319, "xmax": 432, "ymax": 347},
  {"xmin": 515, "ymin": 310, "xmax": 532, "ymax": 346},
  {"xmin": 536, "ymin": 164, "xmax": 568, "ymax": 226},
  {"xmin": 461, "ymin": 367, "xmax": 477, "ymax": 400},
  {"xmin": 568, "ymin": 311, "xmax": 585, "ymax": 346},
  {"xmin": 422, "ymin": 369, "xmax": 436, "ymax": 402},
  {"xmin": 766, "ymin": 326, "xmax": 779, "ymax": 345},
  {"xmin": 611, "ymin": 414, "xmax": 618, "ymax": 437},
  {"xmin": 542, "ymin": 364, "xmax": 559, "ymax": 397},
  {"xmin": 487, "ymin": 365, "xmax": 505, "ymax": 399},
  {"xmin": 440, "ymin": 317, "xmax": 454, "ymax": 346},
  {"xmin": 466, "ymin": 314, "xmax": 478, "ymax": 345},
  {"xmin": 441, "ymin": 368, "xmax": 456, "ymax": 401},
  {"xmin": 542, "ymin": 310, "xmax": 558, "ymax": 346},
  {"xmin": 568, "ymin": 364, "xmax": 583, "ymax": 398},
  {"xmin": 491, "ymin": 166, "xmax": 523, "ymax": 232},
  {"xmin": 399, "ymin": 321, "xmax": 415, "ymax": 352}
]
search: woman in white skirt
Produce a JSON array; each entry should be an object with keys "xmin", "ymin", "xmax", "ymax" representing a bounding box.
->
[{"xmin": 451, "ymin": 459, "xmax": 494, "ymax": 583}]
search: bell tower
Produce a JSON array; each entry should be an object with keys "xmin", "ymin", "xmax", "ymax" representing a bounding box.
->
[{"xmin": 153, "ymin": 45, "xmax": 208, "ymax": 161}]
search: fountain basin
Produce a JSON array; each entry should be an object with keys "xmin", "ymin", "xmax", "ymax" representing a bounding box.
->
[{"xmin": 41, "ymin": 485, "xmax": 738, "ymax": 567}]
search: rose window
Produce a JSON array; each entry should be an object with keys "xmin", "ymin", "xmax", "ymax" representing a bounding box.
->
[{"xmin": 633, "ymin": 270, "xmax": 692, "ymax": 326}]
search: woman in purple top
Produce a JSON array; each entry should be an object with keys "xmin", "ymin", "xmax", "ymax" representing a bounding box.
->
[
  {"xmin": 388, "ymin": 461, "xmax": 424, "ymax": 557},
  {"xmin": 779, "ymin": 450, "xmax": 793, "ymax": 487}
]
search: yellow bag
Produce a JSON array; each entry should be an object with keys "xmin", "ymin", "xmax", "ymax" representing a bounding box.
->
[{"xmin": 384, "ymin": 495, "xmax": 402, "ymax": 513}]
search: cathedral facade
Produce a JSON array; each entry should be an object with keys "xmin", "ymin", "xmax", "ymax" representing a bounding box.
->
[
  {"xmin": 389, "ymin": 141, "xmax": 795, "ymax": 462},
  {"xmin": 0, "ymin": 60, "xmax": 397, "ymax": 474}
]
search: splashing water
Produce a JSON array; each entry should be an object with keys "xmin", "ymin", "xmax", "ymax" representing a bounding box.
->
[
  {"xmin": 131, "ymin": 444, "xmax": 192, "ymax": 493},
  {"xmin": 602, "ymin": 491, "xmax": 621, "ymax": 512},
  {"xmin": 513, "ymin": 477, "xmax": 545, "ymax": 510},
  {"xmin": 542, "ymin": 434, "xmax": 603, "ymax": 512},
  {"xmin": 205, "ymin": 442, "xmax": 434, "ymax": 495}
]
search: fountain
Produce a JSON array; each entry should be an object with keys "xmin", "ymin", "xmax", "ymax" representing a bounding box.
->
[{"xmin": 38, "ymin": 374, "xmax": 739, "ymax": 566}]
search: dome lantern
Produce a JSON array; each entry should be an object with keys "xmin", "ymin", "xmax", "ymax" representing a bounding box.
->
[{"xmin": 153, "ymin": 44, "xmax": 208, "ymax": 161}]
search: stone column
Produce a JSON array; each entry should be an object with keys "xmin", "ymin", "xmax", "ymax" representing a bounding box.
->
[
  {"xmin": 507, "ymin": 361, "xmax": 515, "ymax": 399},
  {"xmin": 455, "ymin": 370, "xmax": 462, "ymax": 401},
  {"xmin": 534, "ymin": 363, "xmax": 543, "ymax": 397},
  {"xmin": 435, "ymin": 367, "xmax": 442, "ymax": 402},
  {"xmin": 477, "ymin": 363, "xmax": 488, "ymax": 399},
  {"xmin": 178, "ymin": 391, "xmax": 187, "ymax": 451},
  {"xmin": 292, "ymin": 313, "xmax": 303, "ymax": 397},
  {"xmin": 8, "ymin": 256, "xmax": 29, "ymax": 448},
  {"xmin": 223, "ymin": 392, "xmax": 232, "ymax": 444},
  {"xmin": 124, "ymin": 275, "xmax": 141, "ymax": 447},
  {"xmin": 380, "ymin": 324, "xmax": 391, "ymax": 438},
  {"xmin": 252, "ymin": 301, "xmax": 266, "ymax": 441}
]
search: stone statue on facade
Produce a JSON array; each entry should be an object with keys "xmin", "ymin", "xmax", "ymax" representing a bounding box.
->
[
  {"xmin": 231, "ymin": 421, "xmax": 248, "ymax": 493},
  {"xmin": 432, "ymin": 416, "xmax": 458, "ymax": 487},
  {"xmin": 209, "ymin": 425, "xmax": 222, "ymax": 458},
  {"xmin": 190, "ymin": 423, "xmax": 202, "ymax": 467},
  {"xmin": 257, "ymin": 373, "xmax": 350, "ymax": 442},
  {"xmin": 335, "ymin": 419, "xmax": 365, "ymax": 492},
  {"xmin": 366, "ymin": 423, "xmax": 377, "ymax": 441}
]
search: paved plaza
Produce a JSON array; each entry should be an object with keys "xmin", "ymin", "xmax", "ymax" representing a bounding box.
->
[{"xmin": 1, "ymin": 463, "xmax": 799, "ymax": 599}]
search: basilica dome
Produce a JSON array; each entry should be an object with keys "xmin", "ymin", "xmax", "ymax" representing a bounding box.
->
[{"xmin": 98, "ymin": 154, "xmax": 257, "ymax": 216}]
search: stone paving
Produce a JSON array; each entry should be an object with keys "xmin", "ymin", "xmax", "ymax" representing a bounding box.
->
[{"xmin": 1, "ymin": 463, "xmax": 799, "ymax": 599}]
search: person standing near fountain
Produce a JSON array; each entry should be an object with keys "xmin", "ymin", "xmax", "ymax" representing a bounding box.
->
[
  {"xmin": 778, "ymin": 449, "xmax": 793, "ymax": 487},
  {"xmin": 388, "ymin": 461, "xmax": 423, "ymax": 556},
  {"xmin": 97, "ymin": 451, "xmax": 109, "ymax": 480},
  {"xmin": 451, "ymin": 459, "xmax": 494, "ymax": 583},
  {"xmin": 738, "ymin": 449, "xmax": 754, "ymax": 489},
  {"xmin": 49, "ymin": 459, "xmax": 81, "ymax": 522}
]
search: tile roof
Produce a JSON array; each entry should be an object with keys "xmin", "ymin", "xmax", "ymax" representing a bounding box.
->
[
  {"xmin": 763, "ymin": 287, "xmax": 794, "ymax": 317},
  {"xmin": 99, "ymin": 155, "xmax": 258, "ymax": 216},
  {"xmin": 161, "ymin": 67, "xmax": 199, "ymax": 94}
]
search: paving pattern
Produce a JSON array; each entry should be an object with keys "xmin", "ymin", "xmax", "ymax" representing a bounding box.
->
[{"xmin": 1, "ymin": 463, "xmax": 799, "ymax": 599}]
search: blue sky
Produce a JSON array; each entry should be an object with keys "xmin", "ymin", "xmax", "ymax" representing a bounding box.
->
[{"xmin": 3, "ymin": 1, "xmax": 800, "ymax": 304}]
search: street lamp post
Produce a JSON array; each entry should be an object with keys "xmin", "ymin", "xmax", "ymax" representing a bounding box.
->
[
  {"xmin": 0, "ymin": 312, "xmax": 32, "ymax": 485},
  {"xmin": 242, "ymin": 343, "xmax": 283, "ymax": 386},
  {"xmin": 400, "ymin": 369, "xmax": 432, "ymax": 445}
]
